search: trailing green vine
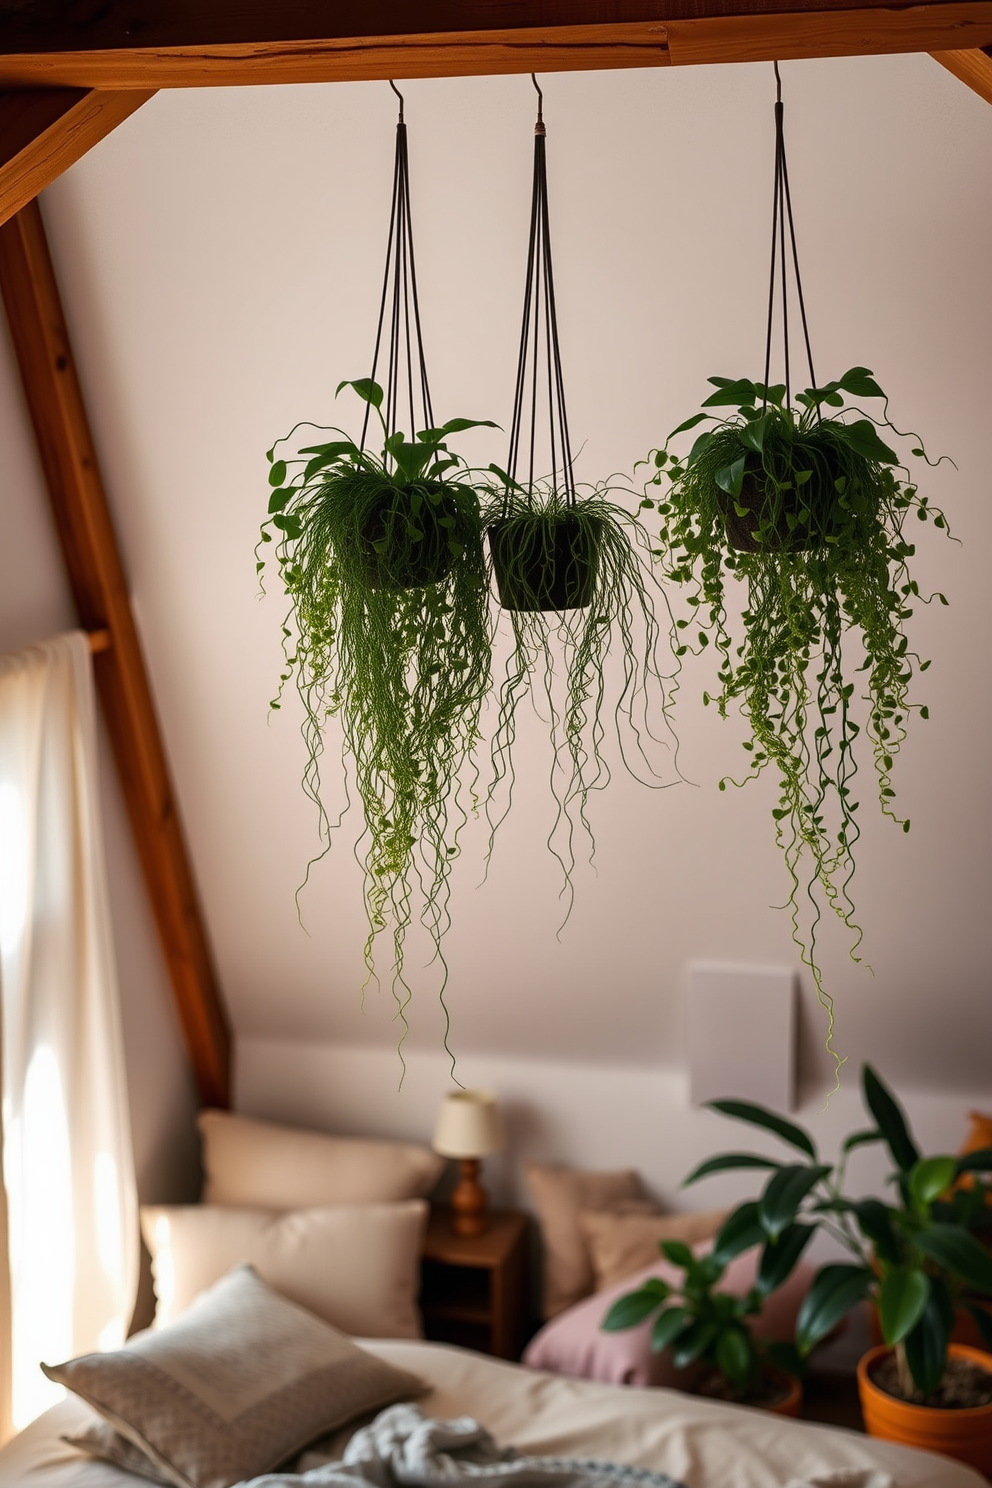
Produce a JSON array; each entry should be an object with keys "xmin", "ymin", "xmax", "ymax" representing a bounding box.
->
[
  {"xmin": 642, "ymin": 368, "xmax": 950, "ymax": 1072},
  {"xmin": 482, "ymin": 477, "xmax": 679, "ymax": 911},
  {"xmin": 258, "ymin": 380, "xmax": 496, "ymax": 1062}
]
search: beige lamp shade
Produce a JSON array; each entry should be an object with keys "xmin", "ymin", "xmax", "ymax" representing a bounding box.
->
[{"xmin": 432, "ymin": 1090, "xmax": 505, "ymax": 1159}]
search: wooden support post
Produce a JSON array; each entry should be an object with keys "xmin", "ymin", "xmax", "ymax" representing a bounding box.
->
[
  {"xmin": 931, "ymin": 46, "xmax": 992, "ymax": 104},
  {"xmin": 0, "ymin": 199, "xmax": 231, "ymax": 1107},
  {"xmin": 0, "ymin": 87, "xmax": 155, "ymax": 228}
]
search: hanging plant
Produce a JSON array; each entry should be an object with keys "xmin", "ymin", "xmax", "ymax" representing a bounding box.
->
[
  {"xmin": 641, "ymin": 66, "xmax": 951, "ymax": 1071},
  {"xmin": 482, "ymin": 77, "xmax": 677, "ymax": 901},
  {"xmin": 258, "ymin": 87, "xmax": 496, "ymax": 1059}
]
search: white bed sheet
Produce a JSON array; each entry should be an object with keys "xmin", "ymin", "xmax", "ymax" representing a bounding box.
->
[{"xmin": 0, "ymin": 1339, "xmax": 982, "ymax": 1488}]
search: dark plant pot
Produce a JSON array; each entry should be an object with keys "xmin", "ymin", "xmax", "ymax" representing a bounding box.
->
[
  {"xmin": 358, "ymin": 481, "xmax": 461, "ymax": 590},
  {"xmin": 489, "ymin": 514, "xmax": 603, "ymax": 612},
  {"xmin": 723, "ymin": 459, "xmax": 844, "ymax": 554}
]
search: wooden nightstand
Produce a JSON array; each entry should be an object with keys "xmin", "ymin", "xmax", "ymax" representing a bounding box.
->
[{"xmin": 420, "ymin": 1207, "xmax": 530, "ymax": 1360}]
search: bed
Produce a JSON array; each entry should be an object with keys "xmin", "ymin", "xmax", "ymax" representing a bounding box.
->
[{"xmin": 0, "ymin": 1337, "xmax": 984, "ymax": 1488}]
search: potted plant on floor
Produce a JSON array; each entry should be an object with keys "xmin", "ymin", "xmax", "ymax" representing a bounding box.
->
[
  {"xmin": 482, "ymin": 77, "xmax": 678, "ymax": 905},
  {"xmin": 682, "ymin": 1066, "xmax": 992, "ymax": 1468},
  {"xmin": 602, "ymin": 1229, "xmax": 805, "ymax": 1414},
  {"xmin": 640, "ymin": 68, "xmax": 953, "ymax": 1071}
]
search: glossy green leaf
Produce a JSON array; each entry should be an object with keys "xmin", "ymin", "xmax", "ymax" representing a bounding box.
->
[
  {"xmin": 862, "ymin": 1066, "xmax": 920, "ymax": 1172},
  {"xmin": 832, "ymin": 419, "xmax": 899, "ymax": 466},
  {"xmin": 879, "ymin": 1267, "xmax": 930, "ymax": 1346},
  {"xmin": 715, "ymin": 1327, "xmax": 753, "ymax": 1390},
  {"xmin": 903, "ymin": 1281, "xmax": 953, "ymax": 1397},
  {"xmin": 842, "ymin": 1129, "xmax": 883, "ymax": 1155},
  {"xmin": 602, "ymin": 1288, "xmax": 665, "ymax": 1331},
  {"xmin": 852, "ymin": 1199, "xmax": 900, "ymax": 1266},
  {"xmin": 268, "ymin": 460, "xmax": 287, "ymax": 487},
  {"xmin": 703, "ymin": 378, "xmax": 758, "ymax": 407},
  {"xmin": 650, "ymin": 1305, "xmax": 692, "ymax": 1353},
  {"xmin": 659, "ymin": 1239, "xmax": 695, "ymax": 1270},
  {"xmin": 672, "ymin": 1320, "xmax": 719, "ymax": 1369},
  {"xmin": 957, "ymin": 1147, "xmax": 992, "ymax": 1175},
  {"xmin": 909, "ymin": 1155, "xmax": 957, "ymax": 1209},
  {"xmin": 336, "ymin": 377, "xmax": 383, "ymax": 408},
  {"xmin": 760, "ymin": 1165, "xmax": 832, "ymax": 1240},
  {"xmin": 707, "ymin": 1100, "xmax": 817, "ymax": 1158},
  {"xmin": 712, "ymin": 1202, "xmax": 766, "ymax": 1266},
  {"xmin": 757, "ymin": 1223, "xmax": 815, "ymax": 1294},
  {"xmin": 914, "ymin": 1224, "xmax": 992, "ymax": 1293},
  {"xmin": 682, "ymin": 1153, "xmax": 784, "ymax": 1187},
  {"xmin": 966, "ymin": 1304, "xmax": 992, "ymax": 1352},
  {"xmin": 715, "ymin": 457, "xmax": 746, "ymax": 499},
  {"xmin": 796, "ymin": 1265, "xmax": 874, "ymax": 1354},
  {"xmin": 667, "ymin": 412, "xmax": 708, "ymax": 439},
  {"xmin": 837, "ymin": 367, "xmax": 886, "ymax": 400}
]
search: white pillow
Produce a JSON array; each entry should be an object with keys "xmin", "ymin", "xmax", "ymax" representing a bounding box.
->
[
  {"xmin": 197, "ymin": 1109, "xmax": 444, "ymax": 1207},
  {"xmin": 141, "ymin": 1201, "xmax": 427, "ymax": 1338},
  {"xmin": 47, "ymin": 1265, "xmax": 424, "ymax": 1488}
]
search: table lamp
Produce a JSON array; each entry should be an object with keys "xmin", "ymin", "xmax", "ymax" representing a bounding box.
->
[{"xmin": 432, "ymin": 1090, "xmax": 505, "ymax": 1236}]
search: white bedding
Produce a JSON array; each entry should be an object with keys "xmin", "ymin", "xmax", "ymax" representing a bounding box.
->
[{"xmin": 0, "ymin": 1339, "xmax": 982, "ymax": 1488}]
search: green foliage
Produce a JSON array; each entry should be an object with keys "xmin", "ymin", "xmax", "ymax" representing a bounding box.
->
[
  {"xmin": 691, "ymin": 1065, "xmax": 992, "ymax": 1398},
  {"xmin": 643, "ymin": 372, "xmax": 951, "ymax": 1070},
  {"xmin": 258, "ymin": 382, "xmax": 497, "ymax": 1061},
  {"xmin": 480, "ymin": 478, "xmax": 678, "ymax": 910},
  {"xmin": 602, "ymin": 1231, "xmax": 805, "ymax": 1399}
]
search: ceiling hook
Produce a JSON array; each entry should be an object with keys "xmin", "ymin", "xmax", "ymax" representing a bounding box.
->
[
  {"xmin": 389, "ymin": 79, "xmax": 405, "ymax": 122},
  {"xmin": 531, "ymin": 72, "xmax": 544, "ymax": 133},
  {"xmin": 773, "ymin": 60, "xmax": 782, "ymax": 103}
]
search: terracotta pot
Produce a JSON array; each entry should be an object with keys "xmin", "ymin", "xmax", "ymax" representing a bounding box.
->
[
  {"xmin": 766, "ymin": 1371, "xmax": 803, "ymax": 1417},
  {"xmin": 857, "ymin": 1343, "xmax": 992, "ymax": 1474}
]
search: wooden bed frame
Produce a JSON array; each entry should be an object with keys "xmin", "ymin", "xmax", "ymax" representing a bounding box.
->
[{"xmin": 1, "ymin": 2, "xmax": 989, "ymax": 1109}]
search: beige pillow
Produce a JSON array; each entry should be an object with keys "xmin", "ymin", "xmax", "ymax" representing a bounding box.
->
[
  {"xmin": 45, "ymin": 1265, "xmax": 424, "ymax": 1488},
  {"xmin": 525, "ymin": 1164, "xmax": 649, "ymax": 1318},
  {"xmin": 580, "ymin": 1207, "xmax": 730, "ymax": 1291},
  {"xmin": 64, "ymin": 1421, "xmax": 173, "ymax": 1484},
  {"xmin": 198, "ymin": 1109, "xmax": 444, "ymax": 1207},
  {"xmin": 141, "ymin": 1201, "xmax": 427, "ymax": 1338}
]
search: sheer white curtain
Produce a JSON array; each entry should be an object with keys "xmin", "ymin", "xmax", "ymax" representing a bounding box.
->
[{"xmin": 0, "ymin": 631, "xmax": 137, "ymax": 1434}]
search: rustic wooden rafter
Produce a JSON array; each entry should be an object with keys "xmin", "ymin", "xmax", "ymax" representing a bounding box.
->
[
  {"xmin": 0, "ymin": 2, "xmax": 990, "ymax": 87},
  {"xmin": 0, "ymin": 199, "xmax": 231, "ymax": 1107},
  {"xmin": 931, "ymin": 44, "xmax": 992, "ymax": 102},
  {"xmin": 0, "ymin": 87, "xmax": 155, "ymax": 229}
]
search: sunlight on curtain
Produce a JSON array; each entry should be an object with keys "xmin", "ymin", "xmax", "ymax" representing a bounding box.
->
[{"xmin": 0, "ymin": 633, "xmax": 138, "ymax": 1434}]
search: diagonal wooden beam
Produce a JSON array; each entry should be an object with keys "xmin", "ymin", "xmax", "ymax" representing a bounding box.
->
[
  {"xmin": 0, "ymin": 199, "xmax": 231, "ymax": 1108},
  {"xmin": 0, "ymin": 87, "xmax": 155, "ymax": 228},
  {"xmin": 0, "ymin": 3, "xmax": 990, "ymax": 87},
  {"xmin": 931, "ymin": 44, "xmax": 992, "ymax": 102}
]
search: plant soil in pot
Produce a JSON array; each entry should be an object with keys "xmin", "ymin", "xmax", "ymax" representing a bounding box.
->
[
  {"xmin": 489, "ymin": 510, "xmax": 602, "ymax": 610},
  {"xmin": 858, "ymin": 1344, "xmax": 992, "ymax": 1472}
]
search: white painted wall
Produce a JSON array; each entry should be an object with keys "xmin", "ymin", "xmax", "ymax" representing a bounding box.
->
[
  {"xmin": 0, "ymin": 320, "xmax": 200, "ymax": 1206},
  {"xmin": 27, "ymin": 53, "xmax": 992, "ymax": 1201}
]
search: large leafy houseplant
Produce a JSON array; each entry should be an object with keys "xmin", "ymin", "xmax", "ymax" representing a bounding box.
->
[
  {"xmin": 483, "ymin": 78, "xmax": 676, "ymax": 900},
  {"xmin": 602, "ymin": 1230, "xmax": 804, "ymax": 1410},
  {"xmin": 259, "ymin": 381, "xmax": 495, "ymax": 1040},
  {"xmin": 680, "ymin": 1065, "xmax": 992, "ymax": 1401}
]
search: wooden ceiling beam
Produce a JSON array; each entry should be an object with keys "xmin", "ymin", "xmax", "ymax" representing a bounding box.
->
[
  {"xmin": 0, "ymin": 88, "xmax": 155, "ymax": 228},
  {"xmin": 0, "ymin": 199, "xmax": 231, "ymax": 1108},
  {"xmin": 0, "ymin": 3, "xmax": 990, "ymax": 87},
  {"xmin": 931, "ymin": 44, "xmax": 992, "ymax": 102}
]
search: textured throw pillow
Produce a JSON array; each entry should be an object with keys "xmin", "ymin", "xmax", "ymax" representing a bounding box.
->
[
  {"xmin": 45, "ymin": 1265, "xmax": 424, "ymax": 1488},
  {"xmin": 524, "ymin": 1164, "xmax": 648, "ymax": 1318},
  {"xmin": 579, "ymin": 1207, "xmax": 729, "ymax": 1291},
  {"xmin": 523, "ymin": 1246, "xmax": 814, "ymax": 1387},
  {"xmin": 63, "ymin": 1421, "xmax": 174, "ymax": 1484},
  {"xmin": 141, "ymin": 1201, "xmax": 427, "ymax": 1337},
  {"xmin": 198, "ymin": 1109, "xmax": 444, "ymax": 1207}
]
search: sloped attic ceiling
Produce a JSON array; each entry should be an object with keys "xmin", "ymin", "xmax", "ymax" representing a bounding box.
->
[{"xmin": 31, "ymin": 53, "xmax": 992, "ymax": 1091}]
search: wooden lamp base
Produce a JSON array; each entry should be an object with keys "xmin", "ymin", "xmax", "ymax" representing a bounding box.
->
[{"xmin": 450, "ymin": 1157, "xmax": 489, "ymax": 1236}]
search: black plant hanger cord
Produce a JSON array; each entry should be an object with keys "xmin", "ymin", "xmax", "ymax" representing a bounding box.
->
[
  {"xmin": 502, "ymin": 74, "xmax": 577, "ymax": 510},
  {"xmin": 360, "ymin": 80, "xmax": 435, "ymax": 460},
  {"xmin": 762, "ymin": 62, "xmax": 818, "ymax": 412}
]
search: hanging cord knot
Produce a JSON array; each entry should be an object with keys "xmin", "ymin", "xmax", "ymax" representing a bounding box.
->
[
  {"xmin": 532, "ymin": 72, "xmax": 546, "ymax": 136},
  {"xmin": 389, "ymin": 79, "xmax": 405, "ymax": 123}
]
